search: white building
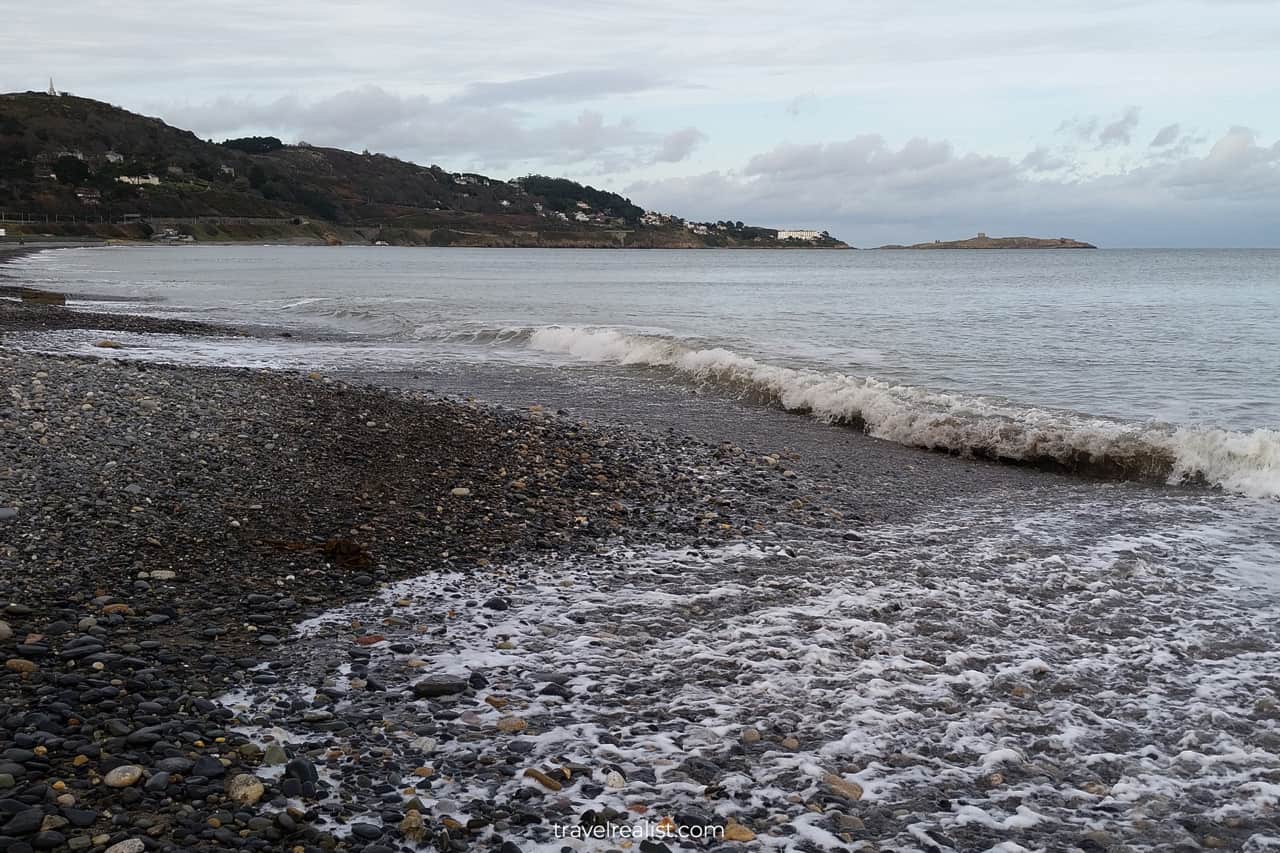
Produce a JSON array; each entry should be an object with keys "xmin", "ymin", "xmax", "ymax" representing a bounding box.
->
[
  {"xmin": 118, "ymin": 174, "xmax": 160, "ymax": 186},
  {"xmin": 777, "ymin": 229, "xmax": 822, "ymax": 241},
  {"xmin": 104, "ymin": 151, "xmax": 124, "ymax": 164}
]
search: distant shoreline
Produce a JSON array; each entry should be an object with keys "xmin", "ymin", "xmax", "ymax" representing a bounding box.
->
[{"xmin": 875, "ymin": 234, "xmax": 1096, "ymax": 250}]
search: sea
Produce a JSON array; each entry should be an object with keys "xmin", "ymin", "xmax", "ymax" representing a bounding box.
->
[{"xmin": 6, "ymin": 245, "xmax": 1280, "ymax": 851}]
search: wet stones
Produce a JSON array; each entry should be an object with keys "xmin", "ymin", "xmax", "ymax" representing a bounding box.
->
[
  {"xmin": 399, "ymin": 809, "xmax": 427, "ymax": 842},
  {"xmin": 412, "ymin": 675, "xmax": 469, "ymax": 698},
  {"xmin": 676, "ymin": 757, "xmax": 721, "ymax": 784},
  {"xmin": 496, "ymin": 716, "xmax": 528, "ymax": 734},
  {"xmin": 2, "ymin": 807, "xmax": 43, "ymax": 835},
  {"xmin": 154, "ymin": 757, "xmax": 192, "ymax": 774},
  {"xmin": 0, "ymin": 348, "xmax": 867, "ymax": 851},
  {"xmin": 285, "ymin": 757, "xmax": 319, "ymax": 783},
  {"xmin": 351, "ymin": 822, "xmax": 383, "ymax": 840},
  {"xmin": 190, "ymin": 755, "xmax": 226, "ymax": 778},
  {"xmin": 823, "ymin": 773, "xmax": 864, "ymax": 801},
  {"xmin": 522, "ymin": 768, "xmax": 562, "ymax": 791}
]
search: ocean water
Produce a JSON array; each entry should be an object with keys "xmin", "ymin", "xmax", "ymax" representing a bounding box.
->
[
  {"xmin": 7, "ymin": 245, "xmax": 1280, "ymax": 496},
  {"xmin": 8, "ymin": 245, "xmax": 1280, "ymax": 849}
]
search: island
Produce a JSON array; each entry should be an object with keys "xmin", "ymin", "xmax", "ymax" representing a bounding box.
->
[
  {"xmin": 876, "ymin": 233, "xmax": 1096, "ymax": 249},
  {"xmin": 0, "ymin": 90, "xmax": 849, "ymax": 249}
]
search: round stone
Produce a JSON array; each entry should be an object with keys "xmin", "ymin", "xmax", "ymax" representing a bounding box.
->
[
  {"xmin": 227, "ymin": 773, "xmax": 265, "ymax": 806},
  {"xmin": 105, "ymin": 840, "xmax": 146, "ymax": 853},
  {"xmin": 103, "ymin": 765, "xmax": 144, "ymax": 788}
]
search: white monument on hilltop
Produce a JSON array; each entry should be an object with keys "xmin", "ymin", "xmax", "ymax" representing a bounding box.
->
[{"xmin": 47, "ymin": 78, "xmax": 58, "ymax": 97}]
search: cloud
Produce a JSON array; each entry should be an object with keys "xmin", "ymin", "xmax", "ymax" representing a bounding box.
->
[
  {"xmin": 627, "ymin": 126, "xmax": 1280, "ymax": 247},
  {"xmin": 451, "ymin": 70, "xmax": 667, "ymax": 107},
  {"xmin": 785, "ymin": 94, "xmax": 816, "ymax": 117},
  {"xmin": 1162, "ymin": 126, "xmax": 1280, "ymax": 195},
  {"xmin": 653, "ymin": 127, "xmax": 706, "ymax": 163},
  {"xmin": 1150, "ymin": 123, "xmax": 1181, "ymax": 147},
  {"xmin": 160, "ymin": 86, "xmax": 697, "ymax": 171},
  {"xmin": 743, "ymin": 136, "xmax": 964, "ymax": 181},
  {"xmin": 1057, "ymin": 116, "xmax": 1099, "ymax": 141},
  {"xmin": 1020, "ymin": 146, "xmax": 1072, "ymax": 172},
  {"xmin": 1057, "ymin": 106, "xmax": 1142, "ymax": 147},
  {"xmin": 1099, "ymin": 106, "xmax": 1141, "ymax": 146}
]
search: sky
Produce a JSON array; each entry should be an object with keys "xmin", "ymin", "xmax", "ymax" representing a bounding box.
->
[{"xmin": 3, "ymin": 0, "xmax": 1279, "ymax": 246}]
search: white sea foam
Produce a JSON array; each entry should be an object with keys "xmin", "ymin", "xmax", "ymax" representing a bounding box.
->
[
  {"xmin": 215, "ymin": 491, "xmax": 1280, "ymax": 851},
  {"xmin": 522, "ymin": 325, "xmax": 1280, "ymax": 498},
  {"xmin": 11, "ymin": 316, "xmax": 1280, "ymax": 497}
]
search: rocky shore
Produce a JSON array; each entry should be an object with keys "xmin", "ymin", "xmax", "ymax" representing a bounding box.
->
[
  {"xmin": 6, "ymin": 257, "xmax": 1279, "ymax": 853},
  {"xmin": 0, "ymin": 328, "xmax": 831, "ymax": 853}
]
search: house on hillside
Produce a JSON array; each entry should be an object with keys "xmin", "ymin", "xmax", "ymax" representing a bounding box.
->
[
  {"xmin": 118, "ymin": 174, "xmax": 160, "ymax": 186},
  {"xmin": 75, "ymin": 188, "xmax": 102, "ymax": 206},
  {"xmin": 104, "ymin": 151, "xmax": 124, "ymax": 164},
  {"xmin": 777, "ymin": 229, "xmax": 822, "ymax": 241},
  {"xmin": 573, "ymin": 211, "xmax": 590, "ymax": 223}
]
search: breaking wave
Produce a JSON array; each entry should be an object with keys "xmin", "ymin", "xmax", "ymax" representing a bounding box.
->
[{"xmin": 511, "ymin": 325, "xmax": 1280, "ymax": 498}]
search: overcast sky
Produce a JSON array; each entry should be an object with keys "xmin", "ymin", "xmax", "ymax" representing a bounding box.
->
[{"xmin": 4, "ymin": 0, "xmax": 1278, "ymax": 246}]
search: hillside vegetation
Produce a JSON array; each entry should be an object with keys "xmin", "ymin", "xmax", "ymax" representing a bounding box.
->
[{"xmin": 0, "ymin": 91, "xmax": 849, "ymax": 249}]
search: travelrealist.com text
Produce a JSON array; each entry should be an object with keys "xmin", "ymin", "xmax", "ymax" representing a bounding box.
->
[{"xmin": 552, "ymin": 821, "xmax": 727, "ymax": 841}]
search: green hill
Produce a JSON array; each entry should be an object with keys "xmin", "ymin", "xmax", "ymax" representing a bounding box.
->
[{"xmin": 0, "ymin": 91, "xmax": 849, "ymax": 249}]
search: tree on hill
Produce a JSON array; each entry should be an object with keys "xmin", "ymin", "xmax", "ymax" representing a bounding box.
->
[
  {"xmin": 54, "ymin": 155, "xmax": 90, "ymax": 185},
  {"xmin": 516, "ymin": 175, "xmax": 644, "ymax": 223},
  {"xmin": 219, "ymin": 136, "xmax": 284, "ymax": 154}
]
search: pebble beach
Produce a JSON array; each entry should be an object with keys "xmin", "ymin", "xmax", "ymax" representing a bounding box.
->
[
  {"xmin": 0, "ymin": 292, "xmax": 828, "ymax": 853},
  {"xmin": 3, "ymin": 253, "xmax": 1280, "ymax": 853}
]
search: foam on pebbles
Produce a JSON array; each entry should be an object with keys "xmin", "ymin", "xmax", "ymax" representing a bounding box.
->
[{"xmin": 220, "ymin": 490, "xmax": 1280, "ymax": 851}]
